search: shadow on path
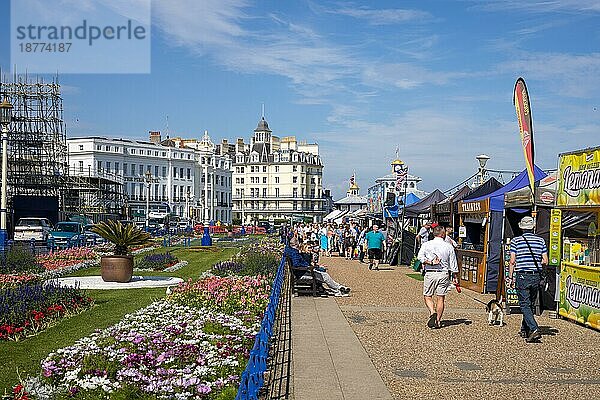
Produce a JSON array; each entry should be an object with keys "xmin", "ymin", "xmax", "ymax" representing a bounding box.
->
[{"xmin": 441, "ymin": 318, "xmax": 473, "ymax": 327}]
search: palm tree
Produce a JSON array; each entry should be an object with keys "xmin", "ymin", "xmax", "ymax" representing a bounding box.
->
[{"xmin": 91, "ymin": 220, "xmax": 151, "ymax": 255}]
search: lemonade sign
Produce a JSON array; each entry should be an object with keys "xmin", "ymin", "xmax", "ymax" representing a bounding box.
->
[
  {"xmin": 557, "ymin": 147, "xmax": 600, "ymax": 207},
  {"xmin": 559, "ymin": 262, "xmax": 600, "ymax": 331}
]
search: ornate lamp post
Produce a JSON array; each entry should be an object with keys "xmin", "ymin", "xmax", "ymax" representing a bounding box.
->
[
  {"xmin": 391, "ymin": 158, "xmax": 408, "ymax": 264},
  {"xmin": 0, "ymin": 99, "xmax": 13, "ymax": 250},
  {"xmin": 144, "ymin": 170, "xmax": 152, "ymax": 232},
  {"xmin": 476, "ymin": 154, "xmax": 490, "ymax": 186}
]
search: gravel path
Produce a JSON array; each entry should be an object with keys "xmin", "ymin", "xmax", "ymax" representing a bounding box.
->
[{"xmin": 322, "ymin": 255, "xmax": 600, "ymax": 400}]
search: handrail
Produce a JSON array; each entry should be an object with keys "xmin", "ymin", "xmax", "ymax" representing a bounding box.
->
[{"xmin": 236, "ymin": 255, "xmax": 288, "ymax": 399}]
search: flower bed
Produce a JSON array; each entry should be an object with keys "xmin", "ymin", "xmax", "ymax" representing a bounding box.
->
[
  {"xmin": 168, "ymin": 276, "xmax": 271, "ymax": 323},
  {"xmin": 212, "ymin": 238, "xmax": 283, "ymax": 277},
  {"xmin": 13, "ymin": 239, "xmax": 281, "ymax": 399},
  {"xmin": 135, "ymin": 252, "xmax": 179, "ymax": 271},
  {"xmin": 34, "ymin": 300, "xmax": 261, "ymax": 399},
  {"xmin": 37, "ymin": 248, "xmax": 97, "ymax": 271},
  {"xmin": 0, "ymin": 281, "xmax": 93, "ymax": 341}
]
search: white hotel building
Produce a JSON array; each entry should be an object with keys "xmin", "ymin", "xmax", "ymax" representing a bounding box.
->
[
  {"xmin": 67, "ymin": 131, "xmax": 232, "ymax": 224},
  {"xmin": 232, "ymin": 117, "xmax": 325, "ymax": 224}
]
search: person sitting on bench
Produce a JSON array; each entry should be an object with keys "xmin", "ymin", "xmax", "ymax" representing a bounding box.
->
[{"xmin": 285, "ymin": 240, "xmax": 351, "ymax": 296}]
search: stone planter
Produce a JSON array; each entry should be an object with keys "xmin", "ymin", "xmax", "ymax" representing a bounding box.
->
[{"xmin": 101, "ymin": 255, "xmax": 134, "ymax": 283}]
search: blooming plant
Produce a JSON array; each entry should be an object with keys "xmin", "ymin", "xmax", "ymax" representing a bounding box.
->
[
  {"xmin": 0, "ymin": 281, "xmax": 93, "ymax": 341},
  {"xmin": 37, "ymin": 248, "xmax": 98, "ymax": 271},
  {"xmin": 38, "ymin": 301, "xmax": 256, "ymax": 399},
  {"xmin": 213, "ymin": 238, "xmax": 283, "ymax": 277},
  {"xmin": 168, "ymin": 275, "xmax": 271, "ymax": 323},
  {"xmin": 135, "ymin": 252, "xmax": 179, "ymax": 271}
]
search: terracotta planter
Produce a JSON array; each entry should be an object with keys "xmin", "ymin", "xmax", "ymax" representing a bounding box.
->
[{"xmin": 101, "ymin": 255, "xmax": 134, "ymax": 283}]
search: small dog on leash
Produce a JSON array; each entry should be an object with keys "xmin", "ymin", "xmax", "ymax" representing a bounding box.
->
[{"xmin": 486, "ymin": 296, "xmax": 504, "ymax": 326}]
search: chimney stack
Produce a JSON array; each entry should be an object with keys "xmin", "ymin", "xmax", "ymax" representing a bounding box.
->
[{"xmin": 149, "ymin": 131, "xmax": 161, "ymax": 144}]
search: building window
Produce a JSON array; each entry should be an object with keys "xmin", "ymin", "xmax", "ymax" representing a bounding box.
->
[
  {"xmin": 275, "ymin": 166, "xmax": 279, "ymax": 172},
  {"xmin": 275, "ymin": 188, "xmax": 279, "ymax": 197},
  {"xmin": 180, "ymin": 168, "xmax": 184, "ymax": 178},
  {"xmin": 173, "ymin": 168, "xmax": 177, "ymax": 178},
  {"xmin": 105, "ymin": 161, "xmax": 111, "ymax": 171},
  {"xmin": 187, "ymin": 168, "xmax": 191, "ymax": 180},
  {"xmin": 97, "ymin": 160, "xmax": 102, "ymax": 170},
  {"xmin": 131, "ymin": 148, "xmax": 135, "ymax": 154},
  {"xmin": 263, "ymin": 188, "xmax": 267, "ymax": 197},
  {"xmin": 293, "ymin": 188, "xmax": 298, "ymax": 198},
  {"xmin": 124, "ymin": 163, "xmax": 128, "ymax": 175},
  {"xmin": 78, "ymin": 161, "xmax": 83, "ymax": 172},
  {"xmin": 293, "ymin": 176, "xmax": 297, "ymax": 184},
  {"xmin": 79, "ymin": 144, "xmax": 84, "ymax": 151},
  {"xmin": 115, "ymin": 162, "xmax": 119, "ymax": 173},
  {"xmin": 162, "ymin": 166, "xmax": 167, "ymax": 177},
  {"xmin": 293, "ymin": 166, "xmax": 297, "ymax": 172},
  {"xmin": 275, "ymin": 177, "xmax": 279, "ymax": 183},
  {"xmin": 263, "ymin": 166, "xmax": 267, "ymax": 172},
  {"xmin": 155, "ymin": 166, "xmax": 159, "ymax": 177},
  {"xmin": 293, "ymin": 201, "xmax": 298, "ymax": 210},
  {"xmin": 263, "ymin": 177, "xmax": 267, "ymax": 184},
  {"xmin": 139, "ymin": 164, "xmax": 144, "ymax": 175}
]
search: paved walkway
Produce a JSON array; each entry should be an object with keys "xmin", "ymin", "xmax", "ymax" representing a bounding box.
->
[
  {"xmin": 292, "ymin": 295, "xmax": 393, "ymax": 400},
  {"xmin": 292, "ymin": 256, "xmax": 600, "ymax": 400}
]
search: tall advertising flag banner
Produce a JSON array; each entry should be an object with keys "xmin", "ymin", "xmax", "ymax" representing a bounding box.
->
[{"xmin": 513, "ymin": 77, "xmax": 536, "ymax": 195}]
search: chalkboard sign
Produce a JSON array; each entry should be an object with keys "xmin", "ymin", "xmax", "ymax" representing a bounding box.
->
[{"xmin": 503, "ymin": 241, "xmax": 520, "ymax": 312}]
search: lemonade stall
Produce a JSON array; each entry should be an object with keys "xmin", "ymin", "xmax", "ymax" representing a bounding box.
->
[{"xmin": 556, "ymin": 146, "xmax": 600, "ymax": 330}]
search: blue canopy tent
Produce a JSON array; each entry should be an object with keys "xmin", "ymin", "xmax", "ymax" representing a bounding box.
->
[
  {"xmin": 465, "ymin": 165, "xmax": 547, "ymax": 293},
  {"xmin": 383, "ymin": 192, "xmax": 420, "ymax": 218}
]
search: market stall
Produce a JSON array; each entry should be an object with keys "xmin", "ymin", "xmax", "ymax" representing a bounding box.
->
[
  {"xmin": 457, "ymin": 166, "xmax": 547, "ymax": 293},
  {"xmin": 555, "ymin": 146, "xmax": 600, "ymax": 331},
  {"xmin": 501, "ymin": 173, "xmax": 558, "ymax": 313},
  {"xmin": 430, "ymin": 185, "xmax": 471, "ymax": 230}
]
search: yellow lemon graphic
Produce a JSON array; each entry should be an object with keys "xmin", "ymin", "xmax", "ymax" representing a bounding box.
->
[{"xmin": 587, "ymin": 313, "xmax": 600, "ymax": 328}]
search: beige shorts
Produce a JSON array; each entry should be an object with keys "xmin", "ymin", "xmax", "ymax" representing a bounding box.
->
[{"xmin": 423, "ymin": 271, "xmax": 450, "ymax": 296}]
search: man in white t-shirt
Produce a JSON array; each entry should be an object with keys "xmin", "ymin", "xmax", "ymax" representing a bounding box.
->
[{"xmin": 417, "ymin": 225, "xmax": 458, "ymax": 329}]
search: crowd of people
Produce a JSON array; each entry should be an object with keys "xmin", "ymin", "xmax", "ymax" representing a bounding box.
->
[{"xmin": 280, "ymin": 215, "xmax": 547, "ymax": 342}]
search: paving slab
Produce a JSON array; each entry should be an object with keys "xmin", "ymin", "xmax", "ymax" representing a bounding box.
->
[
  {"xmin": 55, "ymin": 275, "xmax": 183, "ymax": 289},
  {"xmin": 292, "ymin": 296, "xmax": 393, "ymax": 400}
]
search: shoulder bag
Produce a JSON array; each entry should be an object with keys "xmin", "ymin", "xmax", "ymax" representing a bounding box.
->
[{"xmin": 522, "ymin": 236, "xmax": 549, "ymax": 291}]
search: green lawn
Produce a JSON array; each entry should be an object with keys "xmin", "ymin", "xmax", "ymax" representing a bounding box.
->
[
  {"xmin": 0, "ymin": 246, "xmax": 238, "ymax": 392},
  {"xmin": 406, "ymin": 273, "xmax": 424, "ymax": 281}
]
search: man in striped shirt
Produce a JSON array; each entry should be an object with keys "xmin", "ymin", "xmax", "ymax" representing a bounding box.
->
[{"xmin": 508, "ymin": 216, "xmax": 548, "ymax": 343}]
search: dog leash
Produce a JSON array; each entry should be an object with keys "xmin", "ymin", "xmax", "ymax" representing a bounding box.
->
[{"xmin": 456, "ymin": 286, "xmax": 489, "ymax": 306}]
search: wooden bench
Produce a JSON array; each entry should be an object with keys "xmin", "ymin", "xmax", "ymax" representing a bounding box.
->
[{"xmin": 285, "ymin": 255, "xmax": 321, "ymax": 297}]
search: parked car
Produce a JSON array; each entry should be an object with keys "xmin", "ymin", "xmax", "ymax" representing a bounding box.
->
[
  {"xmin": 48, "ymin": 221, "xmax": 84, "ymax": 248},
  {"xmin": 14, "ymin": 218, "xmax": 53, "ymax": 243},
  {"xmin": 82, "ymin": 224, "xmax": 105, "ymax": 245}
]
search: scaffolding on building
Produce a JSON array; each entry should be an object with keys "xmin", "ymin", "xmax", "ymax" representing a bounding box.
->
[
  {"xmin": 0, "ymin": 74, "xmax": 68, "ymax": 199},
  {"xmin": 0, "ymin": 73, "xmax": 124, "ymax": 227}
]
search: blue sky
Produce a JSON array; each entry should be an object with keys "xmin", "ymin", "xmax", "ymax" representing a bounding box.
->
[{"xmin": 1, "ymin": 0, "xmax": 599, "ymax": 199}]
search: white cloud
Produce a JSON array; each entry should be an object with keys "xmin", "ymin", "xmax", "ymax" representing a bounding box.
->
[
  {"xmin": 334, "ymin": 6, "xmax": 432, "ymax": 25},
  {"xmin": 498, "ymin": 52, "xmax": 600, "ymax": 98}
]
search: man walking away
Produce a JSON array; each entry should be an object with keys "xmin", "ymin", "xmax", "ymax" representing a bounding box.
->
[
  {"xmin": 365, "ymin": 224, "xmax": 385, "ymax": 271},
  {"xmin": 417, "ymin": 225, "xmax": 458, "ymax": 329},
  {"xmin": 508, "ymin": 216, "xmax": 547, "ymax": 343}
]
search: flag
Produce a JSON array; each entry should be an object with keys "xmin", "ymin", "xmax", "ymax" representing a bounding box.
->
[
  {"xmin": 513, "ymin": 77, "xmax": 535, "ymax": 195},
  {"xmin": 395, "ymin": 169, "xmax": 407, "ymax": 191},
  {"xmin": 350, "ymin": 174, "xmax": 355, "ymax": 186}
]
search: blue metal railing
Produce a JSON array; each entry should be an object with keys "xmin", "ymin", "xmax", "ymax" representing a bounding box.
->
[{"xmin": 236, "ymin": 255, "xmax": 287, "ymax": 400}]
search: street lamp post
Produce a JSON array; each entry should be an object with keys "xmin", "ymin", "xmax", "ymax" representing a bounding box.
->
[
  {"xmin": 391, "ymin": 158, "xmax": 408, "ymax": 264},
  {"xmin": 476, "ymin": 154, "xmax": 490, "ymax": 186},
  {"xmin": 0, "ymin": 99, "xmax": 13, "ymax": 250},
  {"xmin": 145, "ymin": 170, "xmax": 152, "ymax": 232}
]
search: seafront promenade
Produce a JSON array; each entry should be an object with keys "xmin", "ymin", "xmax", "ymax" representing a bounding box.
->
[{"xmin": 292, "ymin": 257, "xmax": 600, "ymax": 399}]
